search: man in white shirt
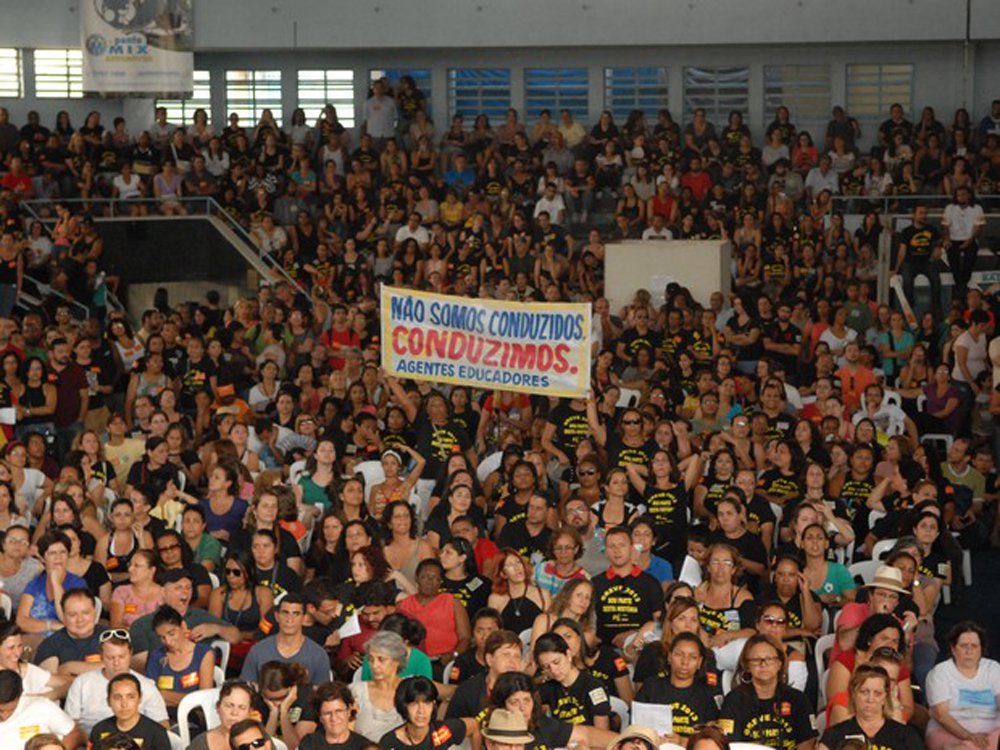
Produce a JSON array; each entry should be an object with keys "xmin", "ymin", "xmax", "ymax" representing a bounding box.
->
[
  {"xmin": 533, "ymin": 184, "xmax": 566, "ymax": 225},
  {"xmin": 64, "ymin": 631, "xmax": 169, "ymax": 733},
  {"xmin": 393, "ymin": 212, "xmax": 431, "ymax": 252},
  {"xmin": 363, "ymin": 79, "xmax": 398, "ymax": 146},
  {"xmin": 0, "ymin": 670, "xmax": 83, "ymax": 750},
  {"xmin": 942, "ymin": 185, "xmax": 986, "ymax": 299},
  {"xmin": 640, "ymin": 214, "xmax": 673, "ymax": 241},
  {"xmin": 804, "ymin": 155, "xmax": 840, "ymax": 200}
]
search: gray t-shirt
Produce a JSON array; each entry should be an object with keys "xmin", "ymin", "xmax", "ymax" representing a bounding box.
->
[
  {"xmin": 239, "ymin": 635, "xmax": 331, "ymax": 684},
  {"xmin": 129, "ymin": 607, "xmax": 229, "ymax": 654},
  {"xmin": 1, "ymin": 558, "xmax": 42, "ymax": 606}
]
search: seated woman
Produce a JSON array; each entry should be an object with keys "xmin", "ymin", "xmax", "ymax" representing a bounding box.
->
[
  {"xmin": 350, "ymin": 631, "xmax": 405, "ymax": 742},
  {"xmin": 819, "ymin": 664, "xmax": 922, "ymax": 750},
  {"xmin": 759, "ymin": 554, "xmax": 823, "ymax": 644},
  {"xmin": 0, "ymin": 621, "xmax": 65, "ymax": 697},
  {"xmin": 188, "ymin": 680, "xmax": 258, "ymax": 750},
  {"xmin": 16, "ymin": 530, "xmax": 86, "ymax": 646},
  {"xmin": 714, "ymin": 601, "xmax": 809, "ymax": 691},
  {"xmin": 926, "ymin": 622, "xmax": 1000, "ymax": 750},
  {"xmin": 300, "ymin": 681, "xmax": 371, "ymax": 750},
  {"xmin": 258, "ymin": 660, "xmax": 318, "ymax": 748},
  {"xmin": 552, "ymin": 617, "xmax": 633, "ymax": 704},
  {"xmin": 487, "ymin": 549, "xmax": 550, "ymax": 635},
  {"xmin": 532, "ymin": 526, "xmax": 589, "ymax": 596},
  {"xmin": 634, "ymin": 632, "xmax": 721, "ymax": 741},
  {"xmin": 632, "ymin": 592, "xmax": 717, "ymax": 688},
  {"xmin": 829, "ymin": 646, "xmax": 906, "ymax": 726},
  {"xmin": 528, "ymin": 578, "xmax": 595, "ymax": 653},
  {"xmin": 490, "ymin": 671, "xmax": 617, "ymax": 750},
  {"xmin": 446, "ymin": 608, "xmax": 502, "ymax": 687},
  {"xmin": 396, "ymin": 559, "xmax": 471, "ymax": 667},
  {"xmin": 694, "ymin": 543, "xmax": 756, "ymax": 650},
  {"xmin": 110, "ymin": 550, "xmax": 164, "ymax": 628},
  {"xmin": 379, "ymin": 676, "xmax": 479, "ymax": 750},
  {"xmin": 826, "ymin": 614, "xmax": 916, "ymax": 726},
  {"xmin": 533, "ymin": 633, "xmax": 611, "ymax": 729},
  {"xmin": 95, "ymin": 498, "xmax": 155, "ymax": 588},
  {"xmin": 145, "ymin": 604, "xmax": 215, "ymax": 708},
  {"xmin": 208, "ymin": 549, "xmax": 275, "ymax": 668},
  {"xmin": 359, "ymin": 614, "xmax": 433, "ymax": 681},
  {"xmin": 718, "ymin": 634, "xmax": 817, "ymax": 750},
  {"xmin": 800, "ymin": 521, "xmax": 857, "ymax": 607}
]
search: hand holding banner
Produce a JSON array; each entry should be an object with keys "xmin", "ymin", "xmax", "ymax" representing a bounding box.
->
[{"xmin": 380, "ymin": 286, "xmax": 591, "ymax": 398}]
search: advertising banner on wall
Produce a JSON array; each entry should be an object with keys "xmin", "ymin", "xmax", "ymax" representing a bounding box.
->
[
  {"xmin": 380, "ymin": 286, "xmax": 591, "ymax": 398},
  {"xmin": 82, "ymin": 0, "xmax": 194, "ymax": 96}
]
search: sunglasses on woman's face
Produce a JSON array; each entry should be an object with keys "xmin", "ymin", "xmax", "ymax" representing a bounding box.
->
[{"xmin": 225, "ymin": 567, "xmax": 244, "ymax": 577}]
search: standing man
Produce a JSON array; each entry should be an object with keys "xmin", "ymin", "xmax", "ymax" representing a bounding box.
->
[
  {"xmin": 942, "ymin": 186, "xmax": 986, "ymax": 300},
  {"xmin": 47, "ymin": 337, "xmax": 88, "ymax": 458},
  {"xmin": 363, "ymin": 79, "xmax": 397, "ymax": 150},
  {"xmin": 894, "ymin": 203, "xmax": 942, "ymax": 314}
]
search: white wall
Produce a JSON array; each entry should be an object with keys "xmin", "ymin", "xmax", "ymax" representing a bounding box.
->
[{"xmin": 1, "ymin": 0, "xmax": 991, "ymax": 49}]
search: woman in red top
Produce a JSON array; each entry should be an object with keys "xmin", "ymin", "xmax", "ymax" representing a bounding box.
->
[{"xmin": 396, "ymin": 559, "xmax": 471, "ymax": 663}]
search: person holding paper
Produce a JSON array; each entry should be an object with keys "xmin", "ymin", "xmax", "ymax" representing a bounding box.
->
[{"xmin": 634, "ymin": 631, "xmax": 720, "ymax": 741}]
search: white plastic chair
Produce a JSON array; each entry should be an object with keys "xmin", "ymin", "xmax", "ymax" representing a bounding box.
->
[
  {"xmin": 211, "ymin": 638, "xmax": 231, "ymax": 675},
  {"xmin": 214, "ymin": 665, "xmax": 225, "ymax": 686},
  {"xmin": 815, "ymin": 633, "xmax": 835, "ymax": 706},
  {"xmin": 177, "ymin": 687, "xmax": 221, "ymax": 746},
  {"xmin": 352, "ymin": 665, "xmax": 364, "ymax": 683},
  {"xmin": 442, "ymin": 659, "xmax": 456, "ymax": 685},
  {"xmin": 518, "ymin": 628, "xmax": 533, "ymax": 657},
  {"xmin": 208, "ymin": 571, "xmax": 220, "ymax": 589},
  {"xmin": 731, "ymin": 744, "xmax": 776, "ymax": 750},
  {"xmin": 721, "ymin": 669, "xmax": 733, "ymax": 695},
  {"xmin": 868, "ymin": 509, "xmax": 887, "ymax": 529},
  {"xmin": 0, "ymin": 593, "xmax": 10, "ymax": 620},
  {"xmin": 272, "ymin": 739, "xmax": 289, "ymax": 750},
  {"xmin": 414, "ymin": 479, "xmax": 436, "ymax": 522},
  {"xmin": 883, "ymin": 390, "xmax": 902, "ymax": 408},
  {"xmin": 354, "ymin": 460, "xmax": 386, "ymax": 502},
  {"xmin": 921, "ymin": 433, "xmax": 954, "ymax": 454},
  {"xmin": 287, "ymin": 459, "xmax": 308, "ymax": 485},
  {"xmin": 609, "ymin": 695, "xmax": 629, "ymax": 728},
  {"xmin": 848, "ymin": 559, "xmax": 881, "ymax": 586},
  {"xmin": 168, "ymin": 731, "xmax": 184, "ymax": 750},
  {"xmin": 678, "ymin": 555, "xmax": 702, "ymax": 586},
  {"xmin": 872, "ymin": 538, "xmax": 897, "ymax": 561},
  {"xmin": 476, "ymin": 451, "xmax": 503, "ymax": 483},
  {"xmin": 616, "ymin": 388, "xmax": 641, "ymax": 408}
]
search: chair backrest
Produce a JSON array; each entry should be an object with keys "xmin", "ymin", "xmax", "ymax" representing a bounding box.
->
[
  {"xmin": 272, "ymin": 739, "xmax": 289, "ymax": 750},
  {"xmin": 609, "ymin": 696, "xmax": 629, "ymax": 728},
  {"xmin": 167, "ymin": 731, "xmax": 184, "ymax": 750},
  {"xmin": 678, "ymin": 555, "xmax": 702, "ymax": 586},
  {"xmin": 476, "ymin": 451, "xmax": 503, "ymax": 483},
  {"xmin": 211, "ymin": 638, "xmax": 231, "ymax": 675},
  {"xmin": 867, "ymin": 509, "xmax": 887, "ymax": 530},
  {"xmin": 616, "ymin": 388, "xmax": 641, "ymax": 408},
  {"xmin": 352, "ymin": 665, "xmax": 364, "ymax": 683},
  {"xmin": 882, "ymin": 390, "xmax": 902, "ymax": 408},
  {"xmin": 287, "ymin": 459, "xmax": 307, "ymax": 485},
  {"xmin": 0, "ymin": 593, "xmax": 11, "ymax": 620},
  {"xmin": 872, "ymin": 538, "xmax": 898, "ymax": 561},
  {"xmin": 721, "ymin": 669, "xmax": 733, "ymax": 695},
  {"xmin": 214, "ymin": 665, "xmax": 225, "ymax": 686},
  {"xmin": 177, "ymin": 687, "xmax": 221, "ymax": 746},
  {"xmin": 354, "ymin": 460, "xmax": 386, "ymax": 501},
  {"xmin": 413, "ymin": 479, "xmax": 436, "ymax": 523},
  {"xmin": 518, "ymin": 628, "xmax": 533, "ymax": 658},
  {"xmin": 848, "ymin": 559, "xmax": 881, "ymax": 586},
  {"xmin": 442, "ymin": 659, "xmax": 456, "ymax": 685},
  {"xmin": 814, "ymin": 633, "xmax": 835, "ymax": 706}
]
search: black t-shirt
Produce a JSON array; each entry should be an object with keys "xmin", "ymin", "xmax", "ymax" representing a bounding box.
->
[
  {"xmin": 591, "ymin": 567, "xmax": 664, "ymax": 642},
  {"xmin": 414, "ymin": 414, "xmax": 471, "ymax": 479},
  {"xmin": 496, "ymin": 521, "xmax": 551, "ymax": 565},
  {"xmin": 607, "ymin": 437, "xmax": 657, "ymax": 470},
  {"xmin": 90, "ymin": 715, "xmax": 171, "ymax": 750},
  {"xmin": 299, "ymin": 731, "xmax": 370, "ymax": 750},
  {"xmin": 440, "ymin": 575, "xmax": 491, "ymax": 619},
  {"xmin": 635, "ymin": 677, "xmax": 721, "ymax": 736},
  {"xmin": 708, "ymin": 529, "xmax": 767, "ymax": 586},
  {"xmin": 448, "ymin": 648, "xmax": 486, "ymax": 684},
  {"xmin": 527, "ymin": 715, "xmax": 574, "ymax": 750},
  {"xmin": 757, "ymin": 469, "xmax": 803, "ymax": 505},
  {"xmin": 380, "ymin": 720, "xmax": 467, "ymax": 750},
  {"xmin": 33, "ymin": 628, "xmax": 103, "ymax": 666},
  {"xmin": 620, "ymin": 328, "xmax": 662, "ymax": 359},
  {"xmin": 178, "ymin": 355, "xmax": 217, "ymax": 410},
  {"xmin": 445, "ymin": 673, "xmax": 489, "ymax": 723},
  {"xmin": 643, "ymin": 483, "xmax": 689, "ymax": 556},
  {"xmin": 820, "ymin": 717, "xmax": 923, "ymax": 750},
  {"xmin": 633, "ymin": 643, "xmax": 721, "ymax": 689},
  {"xmin": 586, "ymin": 646, "xmax": 630, "ymax": 698},
  {"xmin": 230, "ymin": 527, "xmax": 304, "ymax": 566},
  {"xmin": 546, "ymin": 402, "xmax": 592, "ymax": 455},
  {"xmin": 537, "ymin": 670, "xmax": 611, "ymax": 725},
  {"xmin": 255, "ymin": 563, "xmax": 303, "ymax": 598},
  {"xmin": 898, "ymin": 223, "xmax": 941, "ymax": 263},
  {"xmin": 719, "ymin": 685, "xmax": 817, "ymax": 750}
]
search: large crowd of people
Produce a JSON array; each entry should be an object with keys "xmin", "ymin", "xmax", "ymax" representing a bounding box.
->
[{"xmin": 0, "ymin": 81, "xmax": 995, "ymax": 750}]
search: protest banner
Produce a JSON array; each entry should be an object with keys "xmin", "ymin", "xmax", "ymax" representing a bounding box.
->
[{"xmin": 380, "ymin": 286, "xmax": 591, "ymax": 398}]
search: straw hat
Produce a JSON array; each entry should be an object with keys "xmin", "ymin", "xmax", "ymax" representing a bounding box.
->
[
  {"xmin": 607, "ymin": 726, "xmax": 662, "ymax": 750},
  {"xmin": 864, "ymin": 565, "xmax": 909, "ymax": 595},
  {"xmin": 482, "ymin": 709, "xmax": 534, "ymax": 745}
]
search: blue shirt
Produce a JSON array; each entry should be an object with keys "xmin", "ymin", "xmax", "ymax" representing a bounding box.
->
[
  {"xmin": 644, "ymin": 555, "xmax": 674, "ymax": 584},
  {"xmin": 25, "ymin": 571, "xmax": 88, "ymax": 624}
]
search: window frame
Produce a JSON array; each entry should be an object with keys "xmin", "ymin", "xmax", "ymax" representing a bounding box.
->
[
  {"xmin": 33, "ymin": 48, "xmax": 83, "ymax": 99},
  {"xmin": 225, "ymin": 68, "xmax": 284, "ymax": 126}
]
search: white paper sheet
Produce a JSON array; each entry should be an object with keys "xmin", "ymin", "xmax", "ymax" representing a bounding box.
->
[
  {"xmin": 631, "ymin": 700, "xmax": 672, "ymax": 735},
  {"xmin": 338, "ymin": 613, "xmax": 362, "ymax": 638}
]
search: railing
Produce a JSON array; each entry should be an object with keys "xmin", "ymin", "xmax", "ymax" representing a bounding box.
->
[
  {"xmin": 21, "ymin": 272, "xmax": 92, "ymax": 319},
  {"xmin": 17, "ymin": 196, "xmax": 308, "ymax": 303}
]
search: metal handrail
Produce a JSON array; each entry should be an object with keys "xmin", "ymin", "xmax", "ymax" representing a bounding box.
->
[
  {"xmin": 17, "ymin": 196, "xmax": 307, "ymax": 300},
  {"xmin": 22, "ymin": 272, "xmax": 91, "ymax": 319}
]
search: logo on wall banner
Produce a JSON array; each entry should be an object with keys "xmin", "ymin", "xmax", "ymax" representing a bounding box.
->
[
  {"xmin": 82, "ymin": 0, "xmax": 194, "ymax": 96},
  {"xmin": 380, "ymin": 286, "xmax": 592, "ymax": 398}
]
